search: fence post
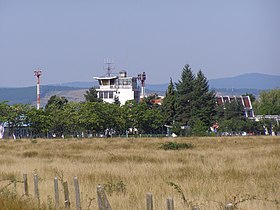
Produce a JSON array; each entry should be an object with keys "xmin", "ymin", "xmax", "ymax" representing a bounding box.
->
[
  {"xmin": 63, "ymin": 181, "xmax": 70, "ymax": 208},
  {"xmin": 146, "ymin": 193, "xmax": 153, "ymax": 210},
  {"xmin": 34, "ymin": 174, "xmax": 40, "ymax": 203},
  {"xmin": 54, "ymin": 177, "xmax": 59, "ymax": 209},
  {"xmin": 23, "ymin": 173, "xmax": 28, "ymax": 196},
  {"xmin": 225, "ymin": 203, "xmax": 234, "ymax": 210},
  {"xmin": 166, "ymin": 197, "xmax": 174, "ymax": 210},
  {"xmin": 74, "ymin": 176, "xmax": 82, "ymax": 210},
  {"xmin": 97, "ymin": 185, "xmax": 112, "ymax": 210}
]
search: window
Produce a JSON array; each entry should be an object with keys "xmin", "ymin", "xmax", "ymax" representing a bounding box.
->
[
  {"xmin": 104, "ymin": 92, "xmax": 108, "ymax": 99},
  {"xmin": 109, "ymin": 91, "xmax": 114, "ymax": 99}
]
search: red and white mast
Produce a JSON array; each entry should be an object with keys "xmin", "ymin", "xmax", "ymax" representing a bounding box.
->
[{"xmin": 34, "ymin": 69, "xmax": 42, "ymax": 110}]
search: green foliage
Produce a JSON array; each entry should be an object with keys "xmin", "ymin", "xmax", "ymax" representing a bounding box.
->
[
  {"xmin": 0, "ymin": 101, "xmax": 9, "ymax": 123},
  {"xmin": 160, "ymin": 142, "xmax": 193, "ymax": 150},
  {"xmin": 84, "ymin": 87, "xmax": 103, "ymax": 102},
  {"xmin": 174, "ymin": 65, "xmax": 216, "ymax": 132},
  {"xmin": 175, "ymin": 64, "xmax": 195, "ymax": 125},
  {"xmin": 45, "ymin": 95, "xmax": 69, "ymax": 137},
  {"xmin": 121, "ymin": 100, "xmax": 164, "ymax": 134},
  {"xmin": 162, "ymin": 78, "xmax": 176, "ymax": 125},
  {"xmin": 190, "ymin": 70, "xmax": 216, "ymax": 127},
  {"xmin": 26, "ymin": 107, "xmax": 51, "ymax": 137},
  {"xmin": 191, "ymin": 119, "xmax": 208, "ymax": 136},
  {"xmin": 254, "ymin": 89, "xmax": 280, "ymax": 115},
  {"xmin": 45, "ymin": 95, "xmax": 68, "ymax": 111}
]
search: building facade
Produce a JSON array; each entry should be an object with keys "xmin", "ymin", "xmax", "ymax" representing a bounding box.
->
[
  {"xmin": 216, "ymin": 95, "xmax": 255, "ymax": 118},
  {"xmin": 94, "ymin": 70, "xmax": 140, "ymax": 105}
]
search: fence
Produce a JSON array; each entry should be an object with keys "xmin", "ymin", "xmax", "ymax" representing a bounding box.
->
[{"xmin": 0, "ymin": 173, "xmax": 262, "ymax": 210}]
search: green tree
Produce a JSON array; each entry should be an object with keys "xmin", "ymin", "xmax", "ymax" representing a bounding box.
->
[
  {"xmin": 162, "ymin": 78, "xmax": 176, "ymax": 125},
  {"xmin": 175, "ymin": 64, "xmax": 195, "ymax": 125},
  {"xmin": 0, "ymin": 101, "xmax": 10, "ymax": 123},
  {"xmin": 45, "ymin": 95, "xmax": 68, "ymax": 111},
  {"xmin": 6, "ymin": 104, "xmax": 29, "ymax": 138},
  {"xmin": 63, "ymin": 102, "xmax": 82, "ymax": 137},
  {"xmin": 122, "ymin": 100, "xmax": 164, "ymax": 134},
  {"xmin": 78, "ymin": 102, "xmax": 104, "ymax": 135},
  {"xmin": 26, "ymin": 107, "xmax": 51, "ymax": 137},
  {"xmin": 84, "ymin": 87, "xmax": 102, "ymax": 102},
  {"xmin": 191, "ymin": 119, "xmax": 208, "ymax": 136},
  {"xmin": 254, "ymin": 89, "xmax": 280, "ymax": 115},
  {"xmin": 189, "ymin": 70, "xmax": 216, "ymax": 128},
  {"xmin": 216, "ymin": 101, "xmax": 247, "ymax": 133},
  {"xmin": 223, "ymin": 101, "xmax": 244, "ymax": 120},
  {"xmin": 45, "ymin": 95, "xmax": 69, "ymax": 137}
]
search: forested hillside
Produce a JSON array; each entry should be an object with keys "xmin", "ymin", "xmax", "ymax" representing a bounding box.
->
[{"xmin": 0, "ymin": 86, "xmax": 85, "ymax": 105}]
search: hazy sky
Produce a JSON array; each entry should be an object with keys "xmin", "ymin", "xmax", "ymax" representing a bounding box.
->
[{"xmin": 0, "ymin": 0, "xmax": 279, "ymax": 87}]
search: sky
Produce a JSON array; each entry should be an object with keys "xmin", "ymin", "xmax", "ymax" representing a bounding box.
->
[{"xmin": 0, "ymin": 0, "xmax": 279, "ymax": 87}]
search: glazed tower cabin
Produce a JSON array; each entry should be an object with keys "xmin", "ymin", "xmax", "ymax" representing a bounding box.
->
[{"xmin": 94, "ymin": 70, "xmax": 141, "ymax": 105}]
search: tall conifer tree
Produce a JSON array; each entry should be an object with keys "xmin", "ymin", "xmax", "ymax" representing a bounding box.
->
[
  {"xmin": 189, "ymin": 70, "xmax": 216, "ymax": 127},
  {"xmin": 162, "ymin": 78, "xmax": 176, "ymax": 125},
  {"xmin": 175, "ymin": 64, "xmax": 195, "ymax": 125}
]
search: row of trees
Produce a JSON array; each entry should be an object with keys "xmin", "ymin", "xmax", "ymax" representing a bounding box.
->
[
  {"xmin": 0, "ymin": 64, "xmax": 279, "ymax": 138},
  {"xmin": 0, "ymin": 96, "xmax": 165, "ymax": 138},
  {"xmin": 162, "ymin": 65, "xmax": 216, "ymax": 133},
  {"xmin": 161, "ymin": 65, "xmax": 280, "ymax": 135}
]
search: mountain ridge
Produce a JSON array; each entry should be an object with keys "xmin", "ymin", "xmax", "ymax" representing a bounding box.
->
[{"xmin": 0, "ymin": 73, "xmax": 279, "ymax": 105}]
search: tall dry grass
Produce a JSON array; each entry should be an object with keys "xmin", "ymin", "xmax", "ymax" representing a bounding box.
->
[{"xmin": 0, "ymin": 136, "xmax": 279, "ymax": 209}]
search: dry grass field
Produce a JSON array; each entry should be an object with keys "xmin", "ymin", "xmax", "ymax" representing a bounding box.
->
[{"xmin": 0, "ymin": 136, "xmax": 279, "ymax": 210}]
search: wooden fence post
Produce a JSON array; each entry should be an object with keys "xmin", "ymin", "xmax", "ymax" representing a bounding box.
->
[
  {"xmin": 34, "ymin": 174, "xmax": 40, "ymax": 203},
  {"xmin": 63, "ymin": 181, "xmax": 70, "ymax": 208},
  {"xmin": 54, "ymin": 177, "xmax": 59, "ymax": 209},
  {"xmin": 74, "ymin": 176, "xmax": 82, "ymax": 210},
  {"xmin": 146, "ymin": 193, "xmax": 153, "ymax": 210},
  {"xmin": 166, "ymin": 197, "xmax": 174, "ymax": 210},
  {"xmin": 225, "ymin": 203, "xmax": 234, "ymax": 210},
  {"xmin": 23, "ymin": 173, "xmax": 28, "ymax": 196},
  {"xmin": 97, "ymin": 185, "xmax": 112, "ymax": 210}
]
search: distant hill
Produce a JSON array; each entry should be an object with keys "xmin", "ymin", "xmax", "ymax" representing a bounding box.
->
[
  {"xmin": 1, "ymin": 73, "xmax": 279, "ymax": 105},
  {"xmin": 56, "ymin": 81, "xmax": 98, "ymax": 88},
  {"xmin": 0, "ymin": 86, "xmax": 85, "ymax": 105},
  {"xmin": 57, "ymin": 73, "xmax": 280, "ymax": 90},
  {"xmin": 208, "ymin": 73, "xmax": 280, "ymax": 89}
]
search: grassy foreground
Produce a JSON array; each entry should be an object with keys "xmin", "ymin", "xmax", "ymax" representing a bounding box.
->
[{"xmin": 0, "ymin": 136, "xmax": 279, "ymax": 210}]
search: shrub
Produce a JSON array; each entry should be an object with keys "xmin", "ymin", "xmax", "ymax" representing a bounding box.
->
[{"xmin": 160, "ymin": 142, "xmax": 193, "ymax": 150}]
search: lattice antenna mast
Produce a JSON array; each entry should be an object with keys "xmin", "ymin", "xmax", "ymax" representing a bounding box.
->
[
  {"xmin": 103, "ymin": 58, "xmax": 114, "ymax": 77},
  {"xmin": 138, "ymin": 72, "xmax": 146, "ymax": 98},
  {"xmin": 34, "ymin": 69, "xmax": 42, "ymax": 110}
]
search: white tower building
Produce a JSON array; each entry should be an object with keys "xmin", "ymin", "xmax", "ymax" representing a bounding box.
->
[{"xmin": 94, "ymin": 70, "xmax": 141, "ymax": 105}]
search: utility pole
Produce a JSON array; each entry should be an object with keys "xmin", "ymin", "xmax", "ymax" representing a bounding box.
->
[
  {"xmin": 138, "ymin": 72, "xmax": 146, "ymax": 98},
  {"xmin": 34, "ymin": 69, "xmax": 42, "ymax": 110}
]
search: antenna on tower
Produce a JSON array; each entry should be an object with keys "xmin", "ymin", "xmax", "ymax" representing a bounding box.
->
[
  {"xmin": 103, "ymin": 58, "xmax": 114, "ymax": 77},
  {"xmin": 34, "ymin": 69, "xmax": 42, "ymax": 110},
  {"xmin": 138, "ymin": 72, "xmax": 146, "ymax": 98}
]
